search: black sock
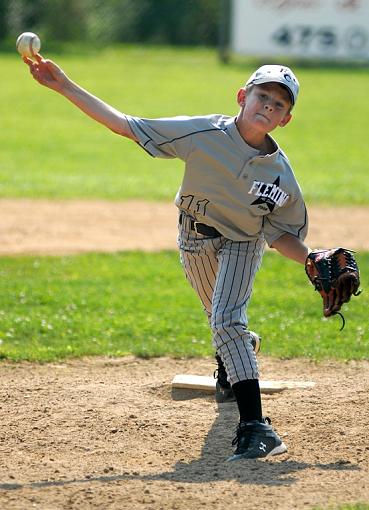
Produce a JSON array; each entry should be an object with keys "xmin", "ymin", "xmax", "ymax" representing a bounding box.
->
[{"xmin": 232, "ymin": 379, "xmax": 263, "ymax": 423}]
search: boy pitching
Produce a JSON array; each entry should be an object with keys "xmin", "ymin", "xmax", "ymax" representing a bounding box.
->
[{"xmin": 23, "ymin": 55, "xmax": 309, "ymax": 460}]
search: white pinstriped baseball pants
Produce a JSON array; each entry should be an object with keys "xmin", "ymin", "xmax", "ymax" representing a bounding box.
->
[{"xmin": 178, "ymin": 212, "xmax": 265, "ymax": 385}]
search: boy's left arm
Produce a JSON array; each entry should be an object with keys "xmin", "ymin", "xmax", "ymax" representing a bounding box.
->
[
  {"xmin": 274, "ymin": 234, "xmax": 361, "ymax": 325},
  {"xmin": 271, "ymin": 232, "xmax": 310, "ymax": 265}
]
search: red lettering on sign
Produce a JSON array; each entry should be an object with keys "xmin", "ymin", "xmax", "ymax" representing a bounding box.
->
[{"xmin": 253, "ymin": 0, "xmax": 320, "ymax": 9}]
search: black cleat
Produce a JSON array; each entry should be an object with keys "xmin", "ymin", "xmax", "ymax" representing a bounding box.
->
[
  {"xmin": 227, "ymin": 417, "xmax": 287, "ymax": 461},
  {"xmin": 214, "ymin": 354, "xmax": 235, "ymax": 403},
  {"xmin": 215, "ymin": 380, "xmax": 236, "ymax": 403}
]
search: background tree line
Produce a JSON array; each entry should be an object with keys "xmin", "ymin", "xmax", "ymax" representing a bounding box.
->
[{"xmin": 0, "ymin": 0, "xmax": 223, "ymax": 47}]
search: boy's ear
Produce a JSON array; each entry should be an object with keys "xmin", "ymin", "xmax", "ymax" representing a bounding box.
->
[
  {"xmin": 237, "ymin": 87, "xmax": 246, "ymax": 106},
  {"xmin": 279, "ymin": 112, "xmax": 292, "ymax": 127}
]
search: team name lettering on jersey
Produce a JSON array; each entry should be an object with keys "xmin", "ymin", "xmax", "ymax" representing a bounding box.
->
[{"xmin": 248, "ymin": 176, "xmax": 289, "ymax": 212}]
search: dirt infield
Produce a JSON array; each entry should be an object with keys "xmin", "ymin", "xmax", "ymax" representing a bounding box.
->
[
  {"xmin": 0, "ymin": 356, "xmax": 368, "ymax": 510},
  {"xmin": 0, "ymin": 199, "xmax": 368, "ymax": 509},
  {"xmin": 1, "ymin": 199, "xmax": 369, "ymax": 254}
]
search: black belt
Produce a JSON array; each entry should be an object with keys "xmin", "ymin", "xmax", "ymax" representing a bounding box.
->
[{"xmin": 180, "ymin": 213, "xmax": 222, "ymax": 238}]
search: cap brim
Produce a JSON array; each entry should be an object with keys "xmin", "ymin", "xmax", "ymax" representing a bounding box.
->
[{"xmin": 251, "ymin": 78, "xmax": 295, "ymax": 105}]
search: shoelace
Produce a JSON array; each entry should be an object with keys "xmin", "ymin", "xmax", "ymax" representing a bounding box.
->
[
  {"xmin": 231, "ymin": 423, "xmax": 252, "ymax": 447},
  {"xmin": 213, "ymin": 357, "xmax": 229, "ymax": 387},
  {"xmin": 231, "ymin": 417, "xmax": 272, "ymax": 448}
]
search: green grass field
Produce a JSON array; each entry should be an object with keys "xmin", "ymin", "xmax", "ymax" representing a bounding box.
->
[
  {"xmin": 1, "ymin": 45, "xmax": 369, "ymax": 204},
  {"xmin": 0, "ymin": 250, "xmax": 367, "ymax": 362},
  {"xmin": 316, "ymin": 505, "xmax": 369, "ymax": 510}
]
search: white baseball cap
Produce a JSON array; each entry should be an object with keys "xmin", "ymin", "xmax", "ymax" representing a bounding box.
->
[{"xmin": 246, "ymin": 65, "xmax": 299, "ymax": 105}]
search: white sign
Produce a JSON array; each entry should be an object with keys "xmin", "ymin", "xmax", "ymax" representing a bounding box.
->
[{"xmin": 231, "ymin": 0, "xmax": 369, "ymax": 60}]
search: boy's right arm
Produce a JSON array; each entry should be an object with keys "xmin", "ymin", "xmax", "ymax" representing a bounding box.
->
[{"xmin": 23, "ymin": 54, "xmax": 137, "ymax": 141}]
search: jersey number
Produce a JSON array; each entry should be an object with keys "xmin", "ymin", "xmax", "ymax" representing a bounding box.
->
[{"xmin": 179, "ymin": 195, "xmax": 210, "ymax": 216}]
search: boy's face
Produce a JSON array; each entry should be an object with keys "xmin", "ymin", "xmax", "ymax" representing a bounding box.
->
[{"xmin": 237, "ymin": 83, "xmax": 292, "ymax": 134}]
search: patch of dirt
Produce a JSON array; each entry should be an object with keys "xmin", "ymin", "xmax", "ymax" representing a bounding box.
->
[
  {"xmin": 0, "ymin": 356, "xmax": 368, "ymax": 509},
  {"xmin": 1, "ymin": 199, "xmax": 369, "ymax": 255}
]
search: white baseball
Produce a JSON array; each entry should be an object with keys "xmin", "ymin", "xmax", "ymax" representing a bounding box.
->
[{"xmin": 16, "ymin": 32, "xmax": 41, "ymax": 58}]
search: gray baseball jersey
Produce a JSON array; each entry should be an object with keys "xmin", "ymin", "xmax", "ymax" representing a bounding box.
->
[
  {"xmin": 126, "ymin": 114, "xmax": 308, "ymax": 246},
  {"xmin": 126, "ymin": 113, "xmax": 308, "ymax": 385}
]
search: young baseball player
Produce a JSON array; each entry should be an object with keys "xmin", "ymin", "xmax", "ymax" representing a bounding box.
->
[{"xmin": 23, "ymin": 54, "xmax": 309, "ymax": 460}]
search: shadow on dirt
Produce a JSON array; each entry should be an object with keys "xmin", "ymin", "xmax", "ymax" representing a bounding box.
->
[{"xmin": 0, "ymin": 399, "xmax": 360, "ymax": 491}]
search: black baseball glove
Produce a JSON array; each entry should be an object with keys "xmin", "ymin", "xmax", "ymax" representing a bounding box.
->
[{"xmin": 305, "ymin": 247, "xmax": 361, "ymax": 329}]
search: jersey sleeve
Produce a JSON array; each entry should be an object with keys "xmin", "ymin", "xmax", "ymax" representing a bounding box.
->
[
  {"xmin": 125, "ymin": 115, "xmax": 194, "ymax": 160},
  {"xmin": 262, "ymin": 194, "xmax": 308, "ymax": 247}
]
